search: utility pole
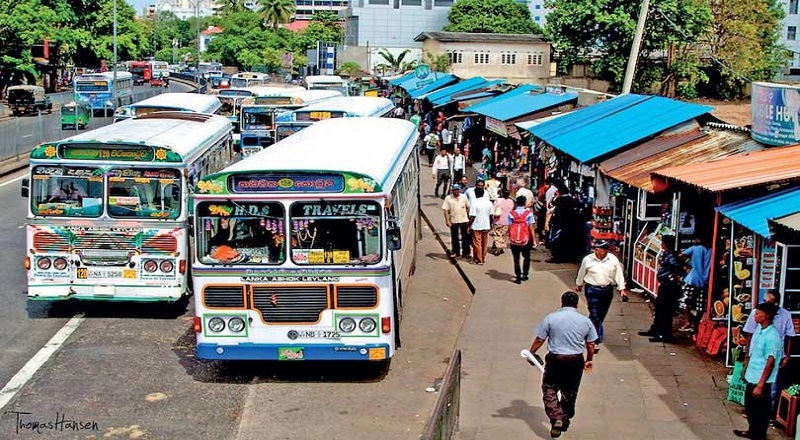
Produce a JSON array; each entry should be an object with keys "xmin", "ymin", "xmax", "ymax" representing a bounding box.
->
[{"xmin": 621, "ymin": 0, "xmax": 650, "ymax": 94}]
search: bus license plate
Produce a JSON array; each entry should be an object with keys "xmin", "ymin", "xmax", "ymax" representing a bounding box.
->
[
  {"xmin": 77, "ymin": 269, "xmax": 123, "ymax": 279},
  {"xmin": 310, "ymin": 111, "xmax": 331, "ymax": 120}
]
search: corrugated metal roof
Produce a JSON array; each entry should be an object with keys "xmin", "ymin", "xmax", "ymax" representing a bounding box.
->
[
  {"xmin": 431, "ymin": 79, "xmax": 505, "ymax": 107},
  {"xmin": 653, "ymin": 144, "xmax": 800, "ymax": 192},
  {"xmin": 716, "ymin": 187, "xmax": 800, "ymax": 237},
  {"xmin": 462, "ymin": 85, "xmax": 574, "ymax": 121},
  {"xmin": 772, "ymin": 212, "xmax": 800, "ymax": 231},
  {"xmin": 389, "ymin": 72, "xmax": 415, "ymax": 86},
  {"xmin": 420, "ymin": 76, "xmax": 487, "ymax": 102},
  {"xmin": 601, "ymin": 129, "xmax": 764, "ymax": 191},
  {"xmin": 524, "ymin": 94, "xmax": 713, "ymax": 163},
  {"xmin": 515, "ymin": 113, "xmax": 570, "ymax": 131},
  {"xmin": 402, "ymin": 74, "xmax": 458, "ymax": 98},
  {"xmin": 598, "ymin": 121, "xmax": 704, "ymax": 171}
]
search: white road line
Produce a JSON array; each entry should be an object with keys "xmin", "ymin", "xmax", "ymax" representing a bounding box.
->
[
  {"xmin": 0, "ymin": 174, "xmax": 26, "ymax": 189},
  {"xmin": 0, "ymin": 315, "xmax": 85, "ymax": 411}
]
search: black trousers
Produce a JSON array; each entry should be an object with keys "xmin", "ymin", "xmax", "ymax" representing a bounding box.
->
[
  {"xmin": 745, "ymin": 382, "xmax": 772, "ymax": 440},
  {"xmin": 449, "ymin": 223, "xmax": 470, "ymax": 257},
  {"xmin": 510, "ymin": 244, "xmax": 531, "ymax": 279},
  {"xmin": 435, "ymin": 169, "xmax": 450, "ymax": 197},
  {"xmin": 542, "ymin": 353, "xmax": 585, "ymax": 424},
  {"xmin": 425, "ymin": 148, "xmax": 435, "ymax": 165},
  {"xmin": 651, "ymin": 282, "xmax": 680, "ymax": 338}
]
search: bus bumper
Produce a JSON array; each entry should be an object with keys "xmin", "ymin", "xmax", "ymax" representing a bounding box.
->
[
  {"xmin": 27, "ymin": 284, "xmax": 185, "ymax": 302},
  {"xmin": 196, "ymin": 342, "xmax": 391, "ymax": 361}
]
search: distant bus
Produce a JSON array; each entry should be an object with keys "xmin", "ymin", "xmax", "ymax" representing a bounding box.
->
[
  {"xmin": 304, "ymin": 75, "xmax": 350, "ymax": 96},
  {"xmin": 239, "ymin": 89, "xmax": 342, "ymax": 156},
  {"xmin": 217, "ymin": 85, "xmax": 305, "ymax": 131},
  {"xmin": 149, "ymin": 60, "xmax": 170, "ymax": 79},
  {"xmin": 73, "ymin": 71, "xmax": 134, "ymax": 115},
  {"xmin": 191, "ymin": 117, "xmax": 420, "ymax": 362},
  {"xmin": 113, "ymin": 93, "xmax": 222, "ymax": 122},
  {"xmin": 198, "ymin": 62, "xmax": 223, "ymax": 79},
  {"xmin": 128, "ymin": 61, "xmax": 152, "ymax": 84},
  {"xmin": 274, "ymin": 96, "xmax": 394, "ymax": 142},
  {"xmin": 230, "ymin": 72, "xmax": 270, "ymax": 89},
  {"xmin": 23, "ymin": 112, "xmax": 236, "ymax": 302}
]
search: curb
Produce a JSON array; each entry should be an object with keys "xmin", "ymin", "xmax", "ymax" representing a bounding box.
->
[{"xmin": 420, "ymin": 208, "xmax": 477, "ymax": 295}]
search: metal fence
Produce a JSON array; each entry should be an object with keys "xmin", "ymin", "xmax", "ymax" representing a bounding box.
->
[
  {"xmin": 170, "ymin": 73, "xmax": 207, "ymax": 94},
  {"xmin": 0, "ymin": 87, "xmax": 167, "ymax": 162},
  {"xmin": 421, "ymin": 349, "xmax": 461, "ymax": 440}
]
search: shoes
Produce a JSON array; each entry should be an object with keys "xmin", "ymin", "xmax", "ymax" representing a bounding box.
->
[
  {"xmin": 561, "ymin": 419, "xmax": 570, "ymax": 432},
  {"xmin": 521, "ymin": 275, "xmax": 529, "ymax": 281},
  {"xmin": 732, "ymin": 430, "xmax": 751, "ymax": 438},
  {"xmin": 649, "ymin": 336, "xmax": 676, "ymax": 343},
  {"xmin": 514, "ymin": 278, "xmax": 521, "ymax": 284},
  {"xmin": 550, "ymin": 420, "xmax": 564, "ymax": 438},
  {"xmin": 638, "ymin": 330, "xmax": 655, "ymax": 337}
]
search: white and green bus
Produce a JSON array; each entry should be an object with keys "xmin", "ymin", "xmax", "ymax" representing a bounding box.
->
[
  {"xmin": 274, "ymin": 96, "xmax": 394, "ymax": 142},
  {"xmin": 192, "ymin": 117, "xmax": 420, "ymax": 362},
  {"xmin": 23, "ymin": 112, "xmax": 235, "ymax": 302}
]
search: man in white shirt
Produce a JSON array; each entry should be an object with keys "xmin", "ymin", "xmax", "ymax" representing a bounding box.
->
[
  {"xmin": 465, "ymin": 179, "xmax": 488, "ymax": 209},
  {"xmin": 452, "ymin": 147, "xmax": 466, "ymax": 183},
  {"xmin": 441, "ymin": 126, "xmax": 453, "ymax": 151},
  {"xmin": 485, "ymin": 173, "xmax": 502, "ymax": 202},
  {"xmin": 432, "ymin": 149, "xmax": 452, "ymax": 199},
  {"xmin": 468, "ymin": 187, "xmax": 494, "ymax": 264},
  {"xmin": 442, "ymin": 184, "xmax": 471, "ymax": 259},
  {"xmin": 574, "ymin": 241, "xmax": 629, "ymax": 351},
  {"xmin": 516, "ymin": 178, "xmax": 535, "ymax": 209}
]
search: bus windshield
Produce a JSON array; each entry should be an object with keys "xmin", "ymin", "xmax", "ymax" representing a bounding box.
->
[
  {"xmin": 290, "ymin": 201, "xmax": 382, "ymax": 265},
  {"xmin": 196, "ymin": 201, "xmax": 285, "ymax": 265},
  {"xmin": 242, "ymin": 109, "xmax": 273, "ymax": 129},
  {"xmin": 30, "ymin": 165, "xmax": 104, "ymax": 217},
  {"xmin": 107, "ymin": 168, "xmax": 182, "ymax": 219}
]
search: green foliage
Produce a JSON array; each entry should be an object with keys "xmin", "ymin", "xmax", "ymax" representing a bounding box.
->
[
  {"xmin": 445, "ymin": 0, "xmax": 543, "ymax": 34},
  {"xmin": 259, "ymin": 0, "xmax": 295, "ymax": 30},
  {"xmin": 337, "ymin": 61, "xmax": 362, "ymax": 76},
  {"xmin": 294, "ymin": 11, "xmax": 343, "ymax": 50},
  {"xmin": 377, "ymin": 49, "xmax": 411, "ymax": 72},
  {"xmin": 216, "ymin": 0, "xmax": 247, "ymax": 16},
  {"xmin": 424, "ymin": 50, "xmax": 451, "ymax": 73}
]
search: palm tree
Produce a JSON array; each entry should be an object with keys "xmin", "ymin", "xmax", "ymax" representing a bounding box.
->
[
  {"xmin": 377, "ymin": 49, "xmax": 411, "ymax": 74},
  {"xmin": 259, "ymin": 0, "xmax": 295, "ymax": 30},
  {"xmin": 424, "ymin": 50, "xmax": 451, "ymax": 73},
  {"xmin": 215, "ymin": 0, "xmax": 246, "ymax": 15}
]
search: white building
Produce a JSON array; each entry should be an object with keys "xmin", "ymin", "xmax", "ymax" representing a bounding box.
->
[
  {"xmin": 527, "ymin": 0, "xmax": 551, "ymax": 28},
  {"xmin": 342, "ymin": 0, "xmax": 453, "ymax": 49},
  {"xmin": 145, "ymin": 0, "xmax": 216, "ymax": 19},
  {"xmin": 782, "ymin": 0, "xmax": 800, "ymax": 75}
]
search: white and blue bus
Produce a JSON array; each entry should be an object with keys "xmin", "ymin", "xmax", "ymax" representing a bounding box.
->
[
  {"xmin": 304, "ymin": 75, "xmax": 350, "ymax": 96},
  {"xmin": 113, "ymin": 92, "xmax": 222, "ymax": 122},
  {"xmin": 23, "ymin": 112, "xmax": 236, "ymax": 302},
  {"xmin": 73, "ymin": 71, "xmax": 134, "ymax": 115},
  {"xmin": 239, "ymin": 89, "xmax": 342, "ymax": 156},
  {"xmin": 230, "ymin": 72, "xmax": 270, "ymax": 89},
  {"xmin": 191, "ymin": 117, "xmax": 420, "ymax": 362},
  {"xmin": 274, "ymin": 96, "xmax": 394, "ymax": 142}
]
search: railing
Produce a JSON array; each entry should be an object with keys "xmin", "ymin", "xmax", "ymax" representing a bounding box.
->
[
  {"xmin": 421, "ymin": 349, "xmax": 461, "ymax": 440},
  {"xmin": 170, "ymin": 72, "xmax": 208, "ymax": 94}
]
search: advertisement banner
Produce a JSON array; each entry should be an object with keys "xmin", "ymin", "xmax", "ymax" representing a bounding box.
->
[
  {"xmin": 485, "ymin": 116, "xmax": 508, "ymax": 137},
  {"xmin": 751, "ymin": 82, "xmax": 800, "ymax": 146}
]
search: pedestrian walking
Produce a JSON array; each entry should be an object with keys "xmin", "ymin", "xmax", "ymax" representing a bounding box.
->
[
  {"xmin": 528, "ymin": 291, "xmax": 597, "ymax": 438},
  {"xmin": 574, "ymin": 242, "xmax": 629, "ymax": 352},
  {"xmin": 442, "ymin": 184, "xmax": 470, "ymax": 259},
  {"xmin": 490, "ymin": 189, "xmax": 514, "ymax": 255},
  {"xmin": 441, "ymin": 125, "xmax": 453, "ymax": 151},
  {"xmin": 423, "ymin": 131, "xmax": 439, "ymax": 166},
  {"xmin": 432, "ymin": 149, "xmax": 452, "ymax": 198},
  {"xmin": 452, "ymin": 147, "xmax": 466, "ymax": 183},
  {"xmin": 677, "ymin": 235, "xmax": 712, "ymax": 333},
  {"xmin": 734, "ymin": 302, "xmax": 782, "ymax": 440},
  {"xmin": 468, "ymin": 187, "xmax": 493, "ymax": 265},
  {"xmin": 508, "ymin": 195, "xmax": 537, "ymax": 284},
  {"xmin": 639, "ymin": 235, "xmax": 683, "ymax": 342}
]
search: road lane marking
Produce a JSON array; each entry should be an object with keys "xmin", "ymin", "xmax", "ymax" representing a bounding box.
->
[
  {"xmin": 0, "ymin": 315, "xmax": 85, "ymax": 411},
  {"xmin": 0, "ymin": 174, "xmax": 26, "ymax": 189}
]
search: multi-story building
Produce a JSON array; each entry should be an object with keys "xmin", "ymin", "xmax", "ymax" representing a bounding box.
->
[
  {"xmin": 527, "ymin": 0, "xmax": 551, "ymax": 28},
  {"xmin": 782, "ymin": 0, "xmax": 800, "ymax": 75},
  {"xmin": 342, "ymin": 0, "xmax": 453, "ymax": 49},
  {"xmin": 145, "ymin": 0, "xmax": 216, "ymax": 19}
]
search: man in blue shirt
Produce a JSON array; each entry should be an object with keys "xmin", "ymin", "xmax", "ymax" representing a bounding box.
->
[
  {"xmin": 678, "ymin": 236, "xmax": 712, "ymax": 332},
  {"xmin": 734, "ymin": 302, "xmax": 783, "ymax": 440},
  {"xmin": 529, "ymin": 291, "xmax": 597, "ymax": 438}
]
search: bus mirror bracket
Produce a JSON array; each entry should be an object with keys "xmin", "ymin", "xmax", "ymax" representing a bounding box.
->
[
  {"xmin": 21, "ymin": 178, "xmax": 29, "ymax": 198},
  {"xmin": 188, "ymin": 215, "xmax": 195, "ymax": 237},
  {"xmin": 387, "ymin": 218, "xmax": 402, "ymax": 251}
]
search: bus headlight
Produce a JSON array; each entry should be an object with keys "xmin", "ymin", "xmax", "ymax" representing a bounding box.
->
[
  {"xmin": 207, "ymin": 317, "xmax": 225, "ymax": 333},
  {"xmin": 228, "ymin": 317, "xmax": 245, "ymax": 333},
  {"xmin": 359, "ymin": 317, "xmax": 377, "ymax": 333},
  {"xmin": 143, "ymin": 260, "xmax": 158, "ymax": 273},
  {"xmin": 159, "ymin": 260, "xmax": 174, "ymax": 273},
  {"xmin": 53, "ymin": 258, "xmax": 68, "ymax": 270},
  {"xmin": 338, "ymin": 317, "xmax": 356, "ymax": 333},
  {"xmin": 37, "ymin": 257, "xmax": 51, "ymax": 270}
]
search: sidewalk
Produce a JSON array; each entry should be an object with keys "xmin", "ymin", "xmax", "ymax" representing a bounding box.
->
[{"xmin": 417, "ymin": 168, "xmax": 780, "ymax": 439}]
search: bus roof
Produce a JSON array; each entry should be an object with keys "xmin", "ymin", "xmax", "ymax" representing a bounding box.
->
[
  {"xmin": 245, "ymin": 84, "xmax": 306, "ymax": 96},
  {"xmin": 75, "ymin": 71, "xmax": 133, "ymax": 81},
  {"xmin": 294, "ymin": 96, "xmax": 394, "ymax": 117},
  {"xmin": 125, "ymin": 92, "xmax": 221, "ymax": 113},
  {"xmin": 31, "ymin": 113, "xmax": 232, "ymax": 164},
  {"xmin": 305, "ymin": 75, "xmax": 345, "ymax": 84},
  {"xmin": 232, "ymin": 72, "xmax": 270, "ymax": 79},
  {"xmin": 200, "ymin": 118, "xmax": 417, "ymax": 195}
]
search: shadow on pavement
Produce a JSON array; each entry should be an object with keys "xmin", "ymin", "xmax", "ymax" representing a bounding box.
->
[
  {"xmin": 26, "ymin": 296, "xmax": 189, "ymax": 320},
  {"xmin": 491, "ymin": 399, "xmax": 552, "ymax": 438}
]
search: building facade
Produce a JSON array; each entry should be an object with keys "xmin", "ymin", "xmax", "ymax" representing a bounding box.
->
[
  {"xmin": 782, "ymin": 0, "xmax": 800, "ymax": 73},
  {"xmin": 527, "ymin": 0, "xmax": 551, "ymax": 27},
  {"xmin": 342, "ymin": 0, "xmax": 452, "ymax": 48},
  {"xmin": 415, "ymin": 31, "xmax": 551, "ymax": 84}
]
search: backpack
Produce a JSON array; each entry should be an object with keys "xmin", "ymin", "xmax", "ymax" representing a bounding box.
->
[{"xmin": 509, "ymin": 209, "xmax": 532, "ymax": 246}]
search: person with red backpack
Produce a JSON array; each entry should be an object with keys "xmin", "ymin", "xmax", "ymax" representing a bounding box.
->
[{"xmin": 508, "ymin": 195, "xmax": 538, "ymax": 284}]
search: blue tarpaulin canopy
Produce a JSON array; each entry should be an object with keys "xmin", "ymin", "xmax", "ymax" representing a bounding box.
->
[
  {"xmin": 463, "ymin": 86, "xmax": 576, "ymax": 121},
  {"xmin": 430, "ymin": 79, "xmax": 506, "ymax": 107},
  {"xmin": 716, "ymin": 188, "xmax": 800, "ymax": 238},
  {"xmin": 400, "ymin": 73, "xmax": 458, "ymax": 98},
  {"xmin": 388, "ymin": 72, "xmax": 415, "ymax": 86},
  {"xmin": 523, "ymin": 94, "xmax": 713, "ymax": 163}
]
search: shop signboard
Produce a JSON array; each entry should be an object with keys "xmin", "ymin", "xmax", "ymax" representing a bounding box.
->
[
  {"xmin": 758, "ymin": 240, "xmax": 777, "ymax": 303},
  {"xmin": 725, "ymin": 221, "xmax": 756, "ymax": 366},
  {"xmin": 751, "ymin": 82, "xmax": 800, "ymax": 146},
  {"xmin": 485, "ymin": 116, "xmax": 508, "ymax": 137}
]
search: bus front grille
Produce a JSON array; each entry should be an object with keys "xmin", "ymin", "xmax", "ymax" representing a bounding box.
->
[
  {"xmin": 336, "ymin": 286, "xmax": 378, "ymax": 308},
  {"xmin": 204, "ymin": 286, "xmax": 245, "ymax": 308},
  {"xmin": 141, "ymin": 235, "xmax": 177, "ymax": 254},
  {"xmin": 252, "ymin": 286, "xmax": 328, "ymax": 323},
  {"xmin": 33, "ymin": 232, "xmax": 70, "ymax": 253},
  {"xmin": 73, "ymin": 233, "xmax": 137, "ymax": 250}
]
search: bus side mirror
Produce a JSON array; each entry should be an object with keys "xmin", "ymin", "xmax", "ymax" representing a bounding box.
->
[
  {"xmin": 21, "ymin": 178, "xmax": 29, "ymax": 198},
  {"xmin": 387, "ymin": 219, "xmax": 402, "ymax": 251},
  {"xmin": 188, "ymin": 215, "xmax": 195, "ymax": 237}
]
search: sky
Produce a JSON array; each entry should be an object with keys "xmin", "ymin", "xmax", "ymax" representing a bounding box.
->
[{"xmin": 126, "ymin": 0, "xmax": 152, "ymax": 16}]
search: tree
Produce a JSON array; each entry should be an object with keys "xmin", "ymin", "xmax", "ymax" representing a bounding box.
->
[
  {"xmin": 376, "ymin": 49, "xmax": 411, "ymax": 73},
  {"xmin": 216, "ymin": 0, "xmax": 247, "ymax": 16},
  {"xmin": 704, "ymin": 0, "xmax": 788, "ymax": 98},
  {"xmin": 424, "ymin": 50, "xmax": 451, "ymax": 73},
  {"xmin": 445, "ymin": 0, "xmax": 542, "ymax": 34},
  {"xmin": 259, "ymin": 0, "xmax": 295, "ymax": 30},
  {"xmin": 336, "ymin": 61, "xmax": 362, "ymax": 76},
  {"xmin": 294, "ymin": 11, "xmax": 343, "ymax": 50},
  {"xmin": 545, "ymin": 0, "xmax": 712, "ymax": 93}
]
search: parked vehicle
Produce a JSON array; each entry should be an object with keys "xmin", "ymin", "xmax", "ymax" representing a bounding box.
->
[
  {"xmin": 60, "ymin": 102, "xmax": 91, "ymax": 129},
  {"xmin": 7, "ymin": 85, "xmax": 52, "ymax": 116}
]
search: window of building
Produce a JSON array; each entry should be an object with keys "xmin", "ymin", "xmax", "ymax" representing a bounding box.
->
[
  {"xmin": 791, "ymin": 0, "xmax": 799, "ymax": 14},
  {"xmin": 369, "ymin": 0, "xmax": 390, "ymax": 4},
  {"xmin": 474, "ymin": 51, "xmax": 490, "ymax": 65},
  {"xmin": 790, "ymin": 26, "xmax": 798, "ymax": 41},
  {"xmin": 535, "ymin": 16, "xmax": 540, "ymax": 21},
  {"xmin": 449, "ymin": 51, "xmax": 463, "ymax": 64},
  {"xmin": 402, "ymin": 0, "xmax": 422, "ymax": 5},
  {"xmin": 527, "ymin": 52, "xmax": 543, "ymax": 66},
  {"xmin": 535, "ymin": 4, "xmax": 541, "ymax": 8},
  {"xmin": 501, "ymin": 52, "xmax": 516, "ymax": 65},
  {"xmin": 434, "ymin": 0, "xmax": 454, "ymax": 6}
]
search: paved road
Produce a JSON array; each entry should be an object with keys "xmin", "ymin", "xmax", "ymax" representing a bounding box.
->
[
  {"xmin": 0, "ymin": 83, "xmax": 194, "ymax": 162},
  {"xmin": 0, "ymin": 164, "xmax": 469, "ymax": 439}
]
